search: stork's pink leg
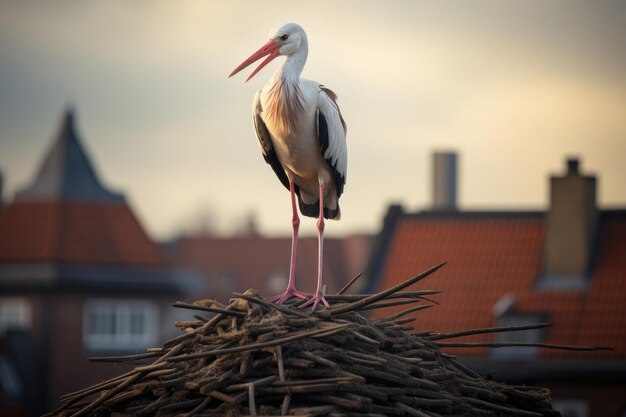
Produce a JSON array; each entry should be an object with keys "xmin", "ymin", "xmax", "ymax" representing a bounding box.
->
[
  {"xmin": 269, "ymin": 181, "xmax": 308, "ymax": 304},
  {"xmin": 300, "ymin": 182, "xmax": 331, "ymax": 311}
]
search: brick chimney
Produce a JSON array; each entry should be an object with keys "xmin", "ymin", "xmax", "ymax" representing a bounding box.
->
[
  {"xmin": 543, "ymin": 157, "xmax": 598, "ymax": 282},
  {"xmin": 432, "ymin": 152, "xmax": 457, "ymax": 211}
]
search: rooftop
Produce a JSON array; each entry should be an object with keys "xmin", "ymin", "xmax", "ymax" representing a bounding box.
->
[
  {"xmin": 368, "ymin": 207, "xmax": 626, "ymax": 359},
  {"xmin": 16, "ymin": 109, "xmax": 124, "ymax": 203},
  {"xmin": 0, "ymin": 110, "xmax": 166, "ymax": 268},
  {"xmin": 169, "ymin": 233, "xmax": 371, "ymax": 303}
]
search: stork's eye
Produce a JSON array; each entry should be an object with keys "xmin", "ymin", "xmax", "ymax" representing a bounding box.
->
[{"xmin": 280, "ymin": 34, "xmax": 289, "ymax": 41}]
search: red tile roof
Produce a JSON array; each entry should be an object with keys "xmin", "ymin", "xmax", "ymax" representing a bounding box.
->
[
  {"xmin": 370, "ymin": 212, "xmax": 626, "ymax": 359},
  {"xmin": 170, "ymin": 234, "xmax": 370, "ymax": 303},
  {"xmin": 0, "ymin": 201, "xmax": 166, "ymax": 267}
]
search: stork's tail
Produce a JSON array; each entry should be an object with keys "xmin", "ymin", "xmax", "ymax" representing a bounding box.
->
[{"xmin": 298, "ymin": 198, "xmax": 341, "ymax": 220}]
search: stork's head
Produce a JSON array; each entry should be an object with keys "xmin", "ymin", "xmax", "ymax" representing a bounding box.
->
[{"xmin": 229, "ymin": 23, "xmax": 307, "ymax": 82}]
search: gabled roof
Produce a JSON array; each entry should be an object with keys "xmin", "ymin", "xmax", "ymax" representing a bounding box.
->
[
  {"xmin": 0, "ymin": 201, "xmax": 166, "ymax": 267},
  {"xmin": 169, "ymin": 234, "xmax": 371, "ymax": 303},
  {"xmin": 0, "ymin": 109, "xmax": 166, "ymax": 268},
  {"xmin": 15, "ymin": 109, "xmax": 124, "ymax": 203},
  {"xmin": 368, "ymin": 208, "xmax": 626, "ymax": 359}
]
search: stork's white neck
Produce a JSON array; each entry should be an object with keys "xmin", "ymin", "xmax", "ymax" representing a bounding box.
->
[
  {"xmin": 275, "ymin": 43, "xmax": 308, "ymax": 85},
  {"xmin": 264, "ymin": 45, "xmax": 308, "ymax": 135}
]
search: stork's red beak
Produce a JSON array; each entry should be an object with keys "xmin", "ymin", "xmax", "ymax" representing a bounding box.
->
[{"xmin": 229, "ymin": 39, "xmax": 281, "ymax": 82}]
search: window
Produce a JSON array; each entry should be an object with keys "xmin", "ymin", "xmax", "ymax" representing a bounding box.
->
[
  {"xmin": 492, "ymin": 313, "xmax": 546, "ymax": 358},
  {"xmin": 83, "ymin": 300, "xmax": 158, "ymax": 351},
  {"xmin": 0, "ymin": 358, "xmax": 22, "ymax": 402},
  {"xmin": 492, "ymin": 293, "xmax": 546, "ymax": 358},
  {"xmin": 0, "ymin": 298, "xmax": 32, "ymax": 334},
  {"xmin": 552, "ymin": 399, "xmax": 589, "ymax": 417}
]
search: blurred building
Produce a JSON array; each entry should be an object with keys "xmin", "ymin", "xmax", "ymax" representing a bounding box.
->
[
  {"xmin": 167, "ymin": 232, "xmax": 371, "ymax": 304},
  {"xmin": 0, "ymin": 109, "xmax": 370, "ymax": 415},
  {"xmin": 366, "ymin": 153, "xmax": 626, "ymax": 417},
  {"xmin": 5, "ymin": 108, "xmax": 622, "ymax": 417},
  {"xmin": 0, "ymin": 110, "xmax": 202, "ymax": 416}
]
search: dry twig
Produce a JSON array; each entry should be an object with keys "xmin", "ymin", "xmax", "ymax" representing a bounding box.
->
[{"xmin": 48, "ymin": 263, "xmax": 600, "ymax": 417}]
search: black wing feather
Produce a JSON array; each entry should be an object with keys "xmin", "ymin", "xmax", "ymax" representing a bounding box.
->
[
  {"xmin": 253, "ymin": 98, "xmax": 290, "ymax": 192},
  {"xmin": 317, "ymin": 111, "xmax": 346, "ymax": 199}
]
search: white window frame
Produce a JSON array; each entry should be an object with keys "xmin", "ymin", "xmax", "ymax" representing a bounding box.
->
[
  {"xmin": 83, "ymin": 299, "xmax": 158, "ymax": 351},
  {"xmin": 0, "ymin": 297, "xmax": 32, "ymax": 334}
]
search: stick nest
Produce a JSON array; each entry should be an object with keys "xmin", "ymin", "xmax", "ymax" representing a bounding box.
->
[{"xmin": 51, "ymin": 263, "xmax": 603, "ymax": 417}]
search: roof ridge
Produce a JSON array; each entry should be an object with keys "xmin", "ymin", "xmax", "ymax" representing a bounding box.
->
[{"xmin": 15, "ymin": 109, "xmax": 125, "ymax": 203}]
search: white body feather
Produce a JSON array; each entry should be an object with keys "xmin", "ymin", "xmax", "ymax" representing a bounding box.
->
[{"xmin": 256, "ymin": 77, "xmax": 346, "ymax": 214}]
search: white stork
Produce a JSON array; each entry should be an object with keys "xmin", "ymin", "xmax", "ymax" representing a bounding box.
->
[{"xmin": 229, "ymin": 23, "xmax": 347, "ymax": 311}]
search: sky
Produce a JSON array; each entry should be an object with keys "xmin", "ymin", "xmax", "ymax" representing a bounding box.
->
[{"xmin": 1, "ymin": 1, "xmax": 625, "ymax": 240}]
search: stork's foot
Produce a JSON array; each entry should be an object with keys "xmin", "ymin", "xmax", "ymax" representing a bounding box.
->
[
  {"xmin": 299, "ymin": 288, "xmax": 330, "ymax": 312},
  {"xmin": 268, "ymin": 286, "xmax": 308, "ymax": 305}
]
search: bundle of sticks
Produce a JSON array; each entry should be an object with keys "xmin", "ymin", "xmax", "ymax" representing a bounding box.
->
[{"xmin": 48, "ymin": 263, "xmax": 607, "ymax": 417}]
